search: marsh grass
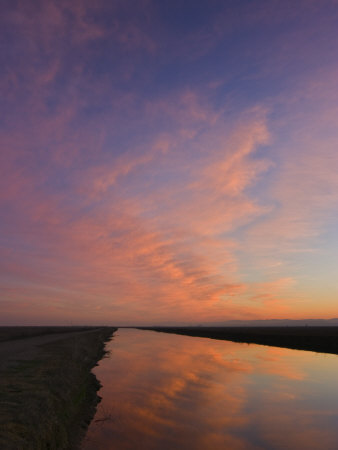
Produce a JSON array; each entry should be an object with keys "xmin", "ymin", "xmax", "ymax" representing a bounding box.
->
[{"xmin": 0, "ymin": 327, "xmax": 116, "ymax": 449}]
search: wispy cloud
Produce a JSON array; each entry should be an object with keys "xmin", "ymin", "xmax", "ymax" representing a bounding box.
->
[{"xmin": 1, "ymin": 0, "xmax": 338, "ymax": 323}]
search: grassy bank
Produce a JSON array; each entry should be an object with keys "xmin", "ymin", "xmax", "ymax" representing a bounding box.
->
[
  {"xmin": 140, "ymin": 326, "xmax": 338, "ymax": 355},
  {"xmin": 0, "ymin": 327, "xmax": 116, "ymax": 449}
]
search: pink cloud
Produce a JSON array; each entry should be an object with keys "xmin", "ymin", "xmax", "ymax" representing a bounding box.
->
[
  {"xmin": 1, "ymin": 90, "xmax": 275, "ymax": 323},
  {"xmin": 2, "ymin": 0, "xmax": 338, "ymax": 324},
  {"xmin": 246, "ymin": 71, "xmax": 338, "ymax": 253}
]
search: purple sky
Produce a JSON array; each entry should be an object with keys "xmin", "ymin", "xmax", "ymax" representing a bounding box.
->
[{"xmin": 1, "ymin": 0, "xmax": 338, "ymax": 325}]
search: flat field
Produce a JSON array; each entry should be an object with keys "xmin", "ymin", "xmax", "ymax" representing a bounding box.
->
[
  {"xmin": 140, "ymin": 326, "xmax": 338, "ymax": 355},
  {"xmin": 0, "ymin": 326, "xmax": 94, "ymax": 343}
]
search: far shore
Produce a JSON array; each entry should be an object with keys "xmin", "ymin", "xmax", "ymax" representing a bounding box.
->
[{"xmin": 138, "ymin": 326, "xmax": 338, "ymax": 355}]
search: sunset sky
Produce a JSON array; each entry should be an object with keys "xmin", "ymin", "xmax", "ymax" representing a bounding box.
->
[{"xmin": 1, "ymin": 0, "xmax": 338, "ymax": 325}]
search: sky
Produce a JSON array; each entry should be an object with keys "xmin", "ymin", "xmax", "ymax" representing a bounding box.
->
[{"xmin": 1, "ymin": 0, "xmax": 338, "ymax": 325}]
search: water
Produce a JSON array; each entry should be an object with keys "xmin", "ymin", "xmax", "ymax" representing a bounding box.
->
[{"xmin": 82, "ymin": 329, "xmax": 338, "ymax": 450}]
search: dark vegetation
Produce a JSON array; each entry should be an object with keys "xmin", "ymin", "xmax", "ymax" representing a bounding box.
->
[
  {"xmin": 0, "ymin": 326, "xmax": 94, "ymax": 343},
  {"xmin": 0, "ymin": 327, "xmax": 116, "ymax": 449},
  {"xmin": 140, "ymin": 326, "xmax": 338, "ymax": 355}
]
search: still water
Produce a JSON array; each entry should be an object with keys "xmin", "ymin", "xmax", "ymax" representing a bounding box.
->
[{"xmin": 82, "ymin": 329, "xmax": 338, "ymax": 450}]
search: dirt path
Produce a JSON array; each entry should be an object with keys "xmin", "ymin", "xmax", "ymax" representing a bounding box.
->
[{"xmin": 0, "ymin": 328, "xmax": 101, "ymax": 371}]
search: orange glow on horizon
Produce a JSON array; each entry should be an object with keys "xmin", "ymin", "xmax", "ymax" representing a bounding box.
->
[{"xmin": 1, "ymin": 1, "xmax": 338, "ymax": 324}]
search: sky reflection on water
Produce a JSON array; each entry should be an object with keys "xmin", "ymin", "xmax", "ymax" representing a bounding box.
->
[{"xmin": 82, "ymin": 329, "xmax": 338, "ymax": 450}]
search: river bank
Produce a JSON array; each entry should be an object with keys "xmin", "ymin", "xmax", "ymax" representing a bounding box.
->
[
  {"xmin": 139, "ymin": 326, "xmax": 338, "ymax": 355},
  {"xmin": 0, "ymin": 326, "xmax": 116, "ymax": 449}
]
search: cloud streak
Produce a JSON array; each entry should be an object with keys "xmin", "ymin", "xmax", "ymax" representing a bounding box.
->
[{"xmin": 1, "ymin": 0, "xmax": 338, "ymax": 323}]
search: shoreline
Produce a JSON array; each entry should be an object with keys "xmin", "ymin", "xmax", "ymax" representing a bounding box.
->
[
  {"xmin": 0, "ymin": 327, "xmax": 116, "ymax": 449},
  {"xmin": 139, "ymin": 326, "xmax": 338, "ymax": 355}
]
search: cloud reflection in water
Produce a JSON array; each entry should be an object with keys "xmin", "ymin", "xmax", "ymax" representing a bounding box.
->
[{"xmin": 83, "ymin": 329, "xmax": 338, "ymax": 450}]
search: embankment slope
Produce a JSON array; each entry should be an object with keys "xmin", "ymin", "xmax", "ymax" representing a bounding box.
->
[{"xmin": 0, "ymin": 327, "xmax": 116, "ymax": 449}]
